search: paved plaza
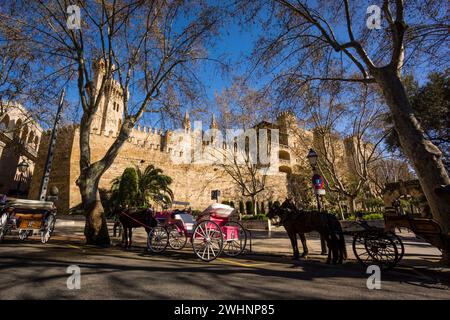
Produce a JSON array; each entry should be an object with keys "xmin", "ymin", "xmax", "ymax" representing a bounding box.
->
[{"xmin": 0, "ymin": 218, "xmax": 449, "ymax": 299}]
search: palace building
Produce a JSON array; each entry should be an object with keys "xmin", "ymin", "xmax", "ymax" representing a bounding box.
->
[{"xmin": 27, "ymin": 62, "xmax": 362, "ymax": 214}]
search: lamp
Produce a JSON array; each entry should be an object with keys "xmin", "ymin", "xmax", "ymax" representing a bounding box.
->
[{"xmin": 306, "ymin": 148, "xmax": 318, "ymax": 168}]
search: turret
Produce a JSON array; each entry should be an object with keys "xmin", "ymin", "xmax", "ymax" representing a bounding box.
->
[
  {"xmin": 210, "ymin": 113, "xmax": 218, "ymax": 130},
  {"xmin": 182, "ymin": 110, "xmax": 191, "ymax": 131}
]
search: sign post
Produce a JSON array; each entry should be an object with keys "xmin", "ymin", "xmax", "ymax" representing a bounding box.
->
[{"xmin": 312, "ymin": 173, "xmax": 327, "ymax": 254}]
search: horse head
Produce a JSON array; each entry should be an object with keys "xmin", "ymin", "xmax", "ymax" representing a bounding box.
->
[{"xmin": 268, "ymin": 198, "xmax": 297, "ymax": 225}]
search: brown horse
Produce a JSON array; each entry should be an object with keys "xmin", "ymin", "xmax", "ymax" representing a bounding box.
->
[
  {"xmin": 114, "ymin": 208, "xmax": 157, "ymax": 248},
  {"xmin": 268, "ymin": 199, "xmax": 346, "ymax": 264}
]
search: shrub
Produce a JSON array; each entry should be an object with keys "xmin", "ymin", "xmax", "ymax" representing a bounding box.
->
[
  {"xmin": 245, "ymin": 201, "xmax": 254, "ymax": 215},
  {"xmin": 118, "ymin": 167, "xmax": 138, "ymax": 207},
  {"xmin": 261, "ymin": 202, "xmax": 266, "ymax": 214},
  {"xmin": 230, "ymin": 201, "xmax": 235, "ymax": 208},
  {"xmin": 191, "ymin": 210, "xmax": 202, "ymax": 217},
  {"xmin": 347, "ymin": 212, "xmax": 384, "ymax": 221},
  {"xmin": 273, "ymin": 200, "xmax": 281, "ymax": 208},
  {"xmin": 268, "ymin": 201, "xmax": 273, "ymax": 210},
  {"xmin": 239, "ymin": 201, "xmax": 245, "ymax": 214}
]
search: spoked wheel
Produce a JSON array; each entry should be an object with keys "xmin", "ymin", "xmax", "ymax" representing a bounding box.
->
[
  {"xmin": 353, "ymin": 231, "xmax": 399, "ymax": 270},
  {"xmin": 168, "ymin": 227, "xmax": 187, "ymax": 250},
  {"xmin": 0, "ymin": 212, "xmax": 9, "ymax": 242},
  {"xmin": 147, "ymin": 226, "xmax": 169, "ymax": 253},
  {"xmin": 387, "ymin": 232, "xmax": 404, "ymax": 264},
  {"xmin": 41, "ymin": 214, "xmax": 56, "ymax": 244},
  {"xmin": 222, "ymin": 221, "xmax": 247, "ymax": 256},
  {"xmin": 192, "ymin": 220, "xmax": 223, "ymax": 262}
]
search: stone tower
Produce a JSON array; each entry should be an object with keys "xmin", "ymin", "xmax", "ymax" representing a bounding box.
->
[
  {"xmin": 182, "ymin": 111, "xmax": 191, "ymax": 131},
  {"xmin": 91, "ymin": 59, "xmax": 124, "ymax": 135}
]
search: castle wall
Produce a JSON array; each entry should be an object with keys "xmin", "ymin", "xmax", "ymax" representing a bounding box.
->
[
  {"xmin": 30, "ymin": 127, "xmax": 289, "ymax": 214},
  {"xmin": 28, "ymin": 126, "xmax": 76, "ymax": 212}
]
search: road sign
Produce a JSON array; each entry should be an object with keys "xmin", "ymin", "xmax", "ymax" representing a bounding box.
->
[
  {"xmin": 314, "ymin": 189, "xmax": 326, "ymax": 195},
  {"xmin": 312, "ymin": 174, "xmax": 324, "ymax": 190}
]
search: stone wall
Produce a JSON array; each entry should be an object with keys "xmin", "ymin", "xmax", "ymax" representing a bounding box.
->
[
  {"xmin": 29, "ymin": 127, "xmax": 289, "ymax": 214},
  {"xmin": 28, "ymin": 126, "xmax": 76, "ymax": 212}
]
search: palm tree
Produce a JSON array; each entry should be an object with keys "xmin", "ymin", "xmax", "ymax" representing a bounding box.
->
[
  {"xmin": 136, "ymin": 165, "xmax": 174, "ymax": 207},
  {"xmin": 110, "ymin": 165, "xmax": 174, "ymax": 209}
]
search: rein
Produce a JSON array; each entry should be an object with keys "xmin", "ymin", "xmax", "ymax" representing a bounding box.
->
[{"xmin": 118, "ymin": 210, "xmax": 155, "ymax": 230}]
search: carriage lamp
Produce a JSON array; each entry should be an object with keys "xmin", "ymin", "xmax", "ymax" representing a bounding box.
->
[{"xmin": 306, "ymin": 148, "xmax": 318, "ymax": 168}]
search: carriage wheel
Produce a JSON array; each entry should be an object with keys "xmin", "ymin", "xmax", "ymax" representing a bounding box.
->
[
  {"xmin": 192, "ymin": 220, "xmax": 223, "ymax": 262},
  {"xmin": 41, "ymin": 214, "xmax": 56, "ymax": 244},
  {"xmin": 0, "ymin": 212, "xmax": 9, "ymax": 243},
  {"xmin": 387, "ymin": 232, "xmax": 404, "ymax": 264},
  {"xmin": 168, "ymin": 227, "xmax": 187, "ymax": 250},
  {"xmin": 352, "ymin": 231, "xmax": 399, "ymax": 270},
  {"xmin": 222, "ymin": 221, "xmax": 247, "ymax": 256},
  {"xmin": 147, "ymin": 226, "xmax": 169, "ymax": 253}
]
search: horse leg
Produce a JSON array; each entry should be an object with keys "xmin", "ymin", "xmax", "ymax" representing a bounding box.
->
[
  {"xmin": 320, "ymin": 234, "xmax": 328, "ymax": 255},
  {"xmin": 330, "ymin": 232, "xmax": 339, "ymax": 264},
  {"xmin": 289, "ymin": 232, "xmax": 300, "ymax": 260},
  {"xmin": 299, "ymin": 233, "xmax": 308, "ymax": 258},
  {"xmin": 118, "ymin": 223, "xmax": 123, "ymax": 238},
  {"xmin": 128, "ymin": 228, "xmax": 133, "ymax": 248},
  {"xmin": 324, "ymin": 233, "xmax": 332, "ymax": 264},
  {"xmin": 122, "ymin": 227, "xmax": 128, "ymax": 248}
]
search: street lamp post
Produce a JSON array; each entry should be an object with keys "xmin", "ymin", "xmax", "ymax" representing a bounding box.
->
[
  {"xmin": 16, "ymin": 160, "xmax": 29, "ymax": 197},
  {"xmin": 306, "ymin": 148, "xmax": 327, "ymax": 255}
]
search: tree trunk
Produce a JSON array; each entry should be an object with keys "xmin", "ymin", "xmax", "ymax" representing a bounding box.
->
[
  {"xmin": 374, "ymin": 66, "xmax": 450, "ymax": 263},
  {"xmin": 77, "ymin": 171, "xmax": 110, "ymax": 246},
  {"xmin": 251, "ymin": 196, "xmax": 257, "ymax": 216},
  {"xmin": 337, "ymin": 201, "xmax": 345, "ymax": 220},
  {"xmin": 348, "ymin": 196, "xmax": 356, "ymax": 215}
]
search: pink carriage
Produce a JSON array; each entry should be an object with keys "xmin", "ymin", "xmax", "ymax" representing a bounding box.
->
[{"xmin": 147, "ymin": 204, "xmax": 247, "ymax": 262}]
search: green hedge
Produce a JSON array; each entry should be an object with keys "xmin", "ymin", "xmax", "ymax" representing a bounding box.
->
[{"xmin": 347, "ymin": 213, "xmax": 384, "ymax": 221}]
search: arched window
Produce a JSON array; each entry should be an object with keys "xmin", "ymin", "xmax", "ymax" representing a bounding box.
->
[
  {"xmin": 14, "ymin": 119, "xmax": 23, "ymax": 138},
  {"xmin": 28, "ymin": 131, "xmax": 35, "ymax": 145},
  {"xmin": 0, "ymin": 114, "xmax": 10, "ymax": 130},
  {"xmin": 20, "ymin": 125, "xmax": 29, "ymax": 143},
  {"xmin": 34, "ymin": 136, "xmax": 40, "ymax": 150}
]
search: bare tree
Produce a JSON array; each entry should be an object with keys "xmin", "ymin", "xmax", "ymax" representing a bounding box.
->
[
  {"xmin": 369, "ymin": 157, "xmax": 415, "ymax": 198},
  {"xmin": 212, "ymin": 80, "xmax": 277, "ymax": 215},
  {"xmin": 241, "ymin": 0, "xmax": 450, "ymax": 261},
  {"xmin": 206, "ymin": 131, "xmax": 270, "ymax": 216},
  {"xmin": 291, "ymin": 83, "xmax": 390, "ymax": 215},
  {"xmin": 2, "ymin": 0, "xmax": 220, "ymax": 244}
]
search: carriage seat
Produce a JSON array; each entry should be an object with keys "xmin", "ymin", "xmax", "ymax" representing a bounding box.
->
[
  {"xmin": 9, "ymin": 199, "xmax": 55, "ymax": 213},
  {"xmin": 173, "ymin": 213, "xmax": 195, "ymax": 231}
]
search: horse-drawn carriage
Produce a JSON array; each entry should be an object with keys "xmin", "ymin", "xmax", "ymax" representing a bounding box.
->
[
  {"xmin": 351, "ymin": 213, "xmax": 446, "ymax": 270},
  {"xmin": 147, "ymin": 203, "xmax": 248, "ymax": 261},
  {"xmin": 0, "ymin": 196, "xmax": 57, "ymax": 243},
  {"xmin": 350, "ymin": 182, "xmax": 449, "ymax": 270}
]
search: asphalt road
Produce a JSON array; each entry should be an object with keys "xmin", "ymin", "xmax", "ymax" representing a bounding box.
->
[{"xmin": 0, "ymin": 237, "xmax": 449, "ymax": 299}]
